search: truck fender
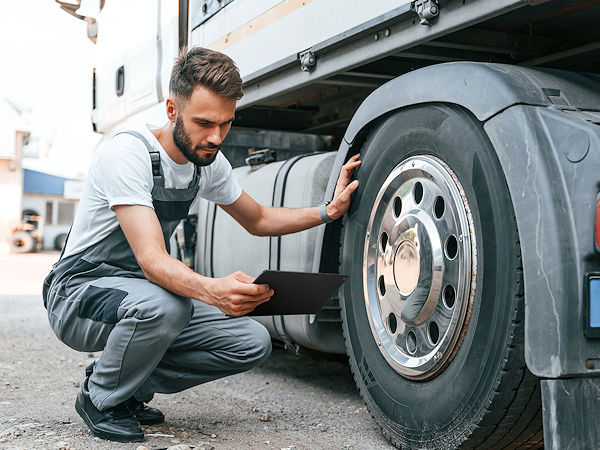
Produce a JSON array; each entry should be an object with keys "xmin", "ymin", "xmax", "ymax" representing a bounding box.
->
[
  {"xmin": 314, "ymin": 61, "xmax": 600, "ymax": 377},
  {"xmin": 484, "ymin": 105, "xmax": 600, "ymax": 378}
]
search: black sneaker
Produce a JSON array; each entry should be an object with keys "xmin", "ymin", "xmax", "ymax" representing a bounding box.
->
[
  {"xmin": 85, "ymin": 361, "xmax": 165, "ymax": 425},
  {"xmin": 127, "ymin": 398, "xmax": 165, "ymax": 425},
  {"xmin": 75, "ymin": 379, "xmax": 144, "ymax": 443}
]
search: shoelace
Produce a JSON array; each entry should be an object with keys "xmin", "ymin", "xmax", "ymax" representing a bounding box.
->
[
  {"xmin": 106, "ymin": 404, "xmax": 135, "ymax": 421},
  {"xmin": 126, "ymin": 398, "xmax": 144, "ymax": 413}
]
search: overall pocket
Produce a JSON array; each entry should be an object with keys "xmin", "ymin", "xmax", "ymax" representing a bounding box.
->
[{"xmin": 77, "ymin": 285, "xmax": 128, "ymax": 324}]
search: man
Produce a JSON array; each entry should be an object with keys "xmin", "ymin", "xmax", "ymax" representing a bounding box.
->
[{"xmin": 42, "ymin": 47, "xmax": 361, "ymax": 443}]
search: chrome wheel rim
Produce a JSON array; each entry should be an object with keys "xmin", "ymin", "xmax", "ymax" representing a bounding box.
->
[{"xmin": 363, "ymin": 155, "xmax": 476, "ymax": 380}]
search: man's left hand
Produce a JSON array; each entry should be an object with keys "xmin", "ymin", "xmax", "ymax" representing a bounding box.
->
[{"xmin": 327, "ymin": 153, "xmax": 362, "ymax": 220}]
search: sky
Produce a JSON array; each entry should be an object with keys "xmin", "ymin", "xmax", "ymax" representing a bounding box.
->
[{"xmin": 0, "ymin": 0, "xmax": 101, "ymax": 178}]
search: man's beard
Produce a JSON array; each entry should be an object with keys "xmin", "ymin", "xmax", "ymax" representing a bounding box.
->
[{"xmin": 172, "ymin": 116, "xmax": 220, "ymax": 166}]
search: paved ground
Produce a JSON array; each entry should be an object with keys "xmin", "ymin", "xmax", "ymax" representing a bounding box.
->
[{"xmin": 0, "ymin": 252, "xmax": 394, "ymax": 450}]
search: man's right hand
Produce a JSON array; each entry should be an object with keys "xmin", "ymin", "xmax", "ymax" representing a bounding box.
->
[{"xmin": 205, "ymin": 271, "xmax": 273, "ymax": 316}]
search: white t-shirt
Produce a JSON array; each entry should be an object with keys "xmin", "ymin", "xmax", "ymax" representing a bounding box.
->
[{"xmin": 63, "ymin": 125, "xmax": 242, "ymax": 258}]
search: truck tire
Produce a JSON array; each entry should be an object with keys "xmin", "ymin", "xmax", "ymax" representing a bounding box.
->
[
  {"xmin": 340, "ymin": 104, "xmax": 543, "ymax": 448},
  {"xmin": 54, "ymin": 233, "xmax": 68, "ymax": 251},
  {"xmin": 10, "ymin": 231, "xmax": 35, "ymax": 253}
]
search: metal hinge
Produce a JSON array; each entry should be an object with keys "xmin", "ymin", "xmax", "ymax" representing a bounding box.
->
[
  {"xmin": 197, "ymin": 0, "xmax": 236, "ymax": 26},
  {"xmin": 411, "ymin": 0, "xmax": 439, "ymax": 25},
  {"xmin": 299, "ymin": 50, "xmax": 317, "ymax": 72}
]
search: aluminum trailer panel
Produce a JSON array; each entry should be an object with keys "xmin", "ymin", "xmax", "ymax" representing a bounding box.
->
[{"xmin": 190, "ymin": 0, "xmax": 525, "ymax": 108}]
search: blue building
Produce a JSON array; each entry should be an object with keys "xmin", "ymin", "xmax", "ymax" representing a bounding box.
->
[{"xmin": 21, "ymin": 169, "xmax": 83, "ymax": 250}]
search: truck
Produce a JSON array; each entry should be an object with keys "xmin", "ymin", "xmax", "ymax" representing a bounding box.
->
[{"xmin": 58, "ymin": 0, "xmax": 600, "ymax": 447}]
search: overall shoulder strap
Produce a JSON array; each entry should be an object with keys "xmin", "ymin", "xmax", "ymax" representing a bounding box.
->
[
  {"xmin": 115, "ymin": 130, "xmax": 164, "ymax": 187},
  {"xmin": 188, "ymin": 164, "xmax": 200, "ymax": 188}
]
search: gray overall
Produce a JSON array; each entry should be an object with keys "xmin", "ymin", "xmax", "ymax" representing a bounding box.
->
[{"xmin": 42, "ymin": 131, "xmax": 271, "ymax": 411}]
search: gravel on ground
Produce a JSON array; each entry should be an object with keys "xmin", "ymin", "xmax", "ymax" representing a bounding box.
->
[{"xmin": 0, "ymin": 252, "xmax": 394, "ymax": 450}]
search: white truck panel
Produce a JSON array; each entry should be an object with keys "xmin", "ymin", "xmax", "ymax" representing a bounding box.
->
[
  {"xmin": 194, "ymin": 0, "xmax": 282, "ymax": 45},
  {"xmin": 191, "ymin": 0, "xmax": 411, "ymax": 80}
]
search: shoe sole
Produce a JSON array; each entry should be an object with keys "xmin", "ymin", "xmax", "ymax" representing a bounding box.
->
[{"xmin": 75, "ymin": 393, "xmax": 144, "ymax": 443}]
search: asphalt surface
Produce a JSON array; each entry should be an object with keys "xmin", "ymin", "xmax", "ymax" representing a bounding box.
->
[{"xmin": 0, "ymin": 252, "xmax": 394, "ymax": 450}]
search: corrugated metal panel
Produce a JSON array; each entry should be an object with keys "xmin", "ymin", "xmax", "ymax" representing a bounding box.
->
[{"xmin": 22, "ymin": 169, "xmax": 75, "ymax": 196}]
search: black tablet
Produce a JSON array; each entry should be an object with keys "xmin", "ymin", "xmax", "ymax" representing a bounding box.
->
[{"xmin": 247, "ymin": 270, "xmax": 348, "ymax": 316}]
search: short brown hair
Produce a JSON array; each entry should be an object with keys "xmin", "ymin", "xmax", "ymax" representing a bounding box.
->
[{"xmin": 169, "ymin": 47, "xmax": 243, "ymax": 101}]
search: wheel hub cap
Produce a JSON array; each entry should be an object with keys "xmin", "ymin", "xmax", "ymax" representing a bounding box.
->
[
  {"xmin": 394, "ymin": 239, "xmax": 420, "ymax": 296},
  {"xmin": 363, "ymin": 155, "xmax": 476, "ymax": 380}
]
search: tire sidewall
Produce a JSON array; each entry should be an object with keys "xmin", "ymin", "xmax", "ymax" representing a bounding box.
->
[
  {"xmin": 341, "ymin": 104, "xmax": 519, "ymax": 442},
  {"xmin": 55, "ymin": 233, "xmax": 68, "ymax": 251},
  {"xmin": 10, "ymin": 231, "xmax": 35, "ymax": 253}
]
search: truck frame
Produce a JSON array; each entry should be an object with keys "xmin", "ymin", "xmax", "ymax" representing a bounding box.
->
[{"xmin": 59, "ymin": 0, "xmax": 600, "ymax": 447}]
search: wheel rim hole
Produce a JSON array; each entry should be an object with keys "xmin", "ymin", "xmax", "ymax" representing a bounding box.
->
[
  {"xmin": 388, "ymin": 313, "xmax": 397, "ymax": 334},
  {"xmin": 406, "ymin": 330, "xmax": 417, "ymax": 354},
  {"xmin": 380, "ymin": 232, "xmax": 388, "ymax": 253},
  {"xmin": 445, "ymin": 235, "xmax": 458, "ymax": 260},
  {"xmin": 378, "ymin": 275, "xmax": 386, "ymax": 296},
  {"xmin": 428, "ymin": 321, "xmax": 440, "ymax": 345},
  {"xmin": 443, "ymin": 285, "xmax": 456, "ymax": 309},
  {"xmin": 393, "ymin": 196, "xmax": 402, "ymax": 218},
  {"xmin": 434, "ymin": 196, "xmax": 445, "ymax": 219},
  {"xmin": 413, "ymin": 182, "xmax": 424, "ymax": 204}
]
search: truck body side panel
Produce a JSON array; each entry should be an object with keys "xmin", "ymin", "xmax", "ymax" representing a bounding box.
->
[
  {"xmin": 190, "ymin": 0, "xmax": 410, "ymax": 81},
  {"xmin": 218, "ymin": 0, "xmax": 525, "ymax": 110}
]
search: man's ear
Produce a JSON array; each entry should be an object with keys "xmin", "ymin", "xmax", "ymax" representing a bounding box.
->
[{"xmin": 166, "ymin": 98, "xmax": 178, "ymax": 123}]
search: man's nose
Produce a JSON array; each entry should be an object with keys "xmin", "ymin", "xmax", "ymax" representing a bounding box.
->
[{"xmin": 207, "ymin": 125, "xmax": 223, "ymax": 146}]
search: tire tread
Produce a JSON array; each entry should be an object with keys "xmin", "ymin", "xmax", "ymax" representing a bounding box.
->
[{"xmin": 462, "ymin": 240, "xmax": 542, "ymax": 450}]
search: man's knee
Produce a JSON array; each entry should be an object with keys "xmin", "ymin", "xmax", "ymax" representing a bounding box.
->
[
  {"xmin": 136, "ymin": 295, "xmax": 193, "ymax": 340},
  {"xmin": 243, "ymin": 321, "xmax": 272, "ymax": 367}
]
